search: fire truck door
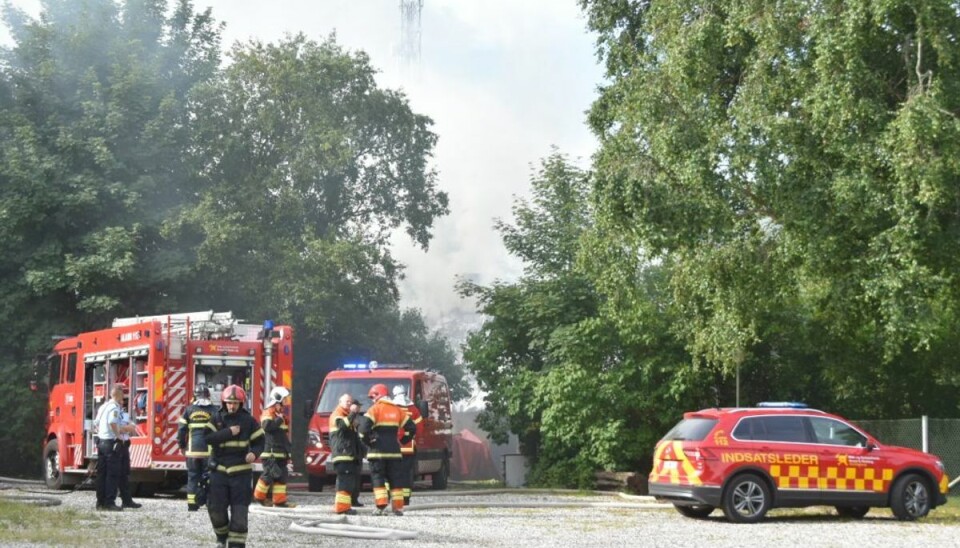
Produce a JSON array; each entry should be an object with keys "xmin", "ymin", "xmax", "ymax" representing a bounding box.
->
[{"xmin": 84, "ymin": 361, "xmax": 106, "ymax": 457}]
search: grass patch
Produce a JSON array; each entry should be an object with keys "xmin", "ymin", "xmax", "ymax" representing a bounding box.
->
[
  {"xmin": 922, "ymin": 496, "xmax": 960, "ymax": 524},
  {"xmin": 0, "ymin": 498, "xmax": 120, "ymax": 546}
]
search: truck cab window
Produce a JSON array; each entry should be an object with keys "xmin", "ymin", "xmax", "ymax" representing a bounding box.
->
[{"xmin": 48, "ymin": 354, "xmax": 62, "ymax": 388}]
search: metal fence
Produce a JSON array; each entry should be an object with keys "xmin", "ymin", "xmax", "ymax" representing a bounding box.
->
[{"xmin": 855, "ymin": 418, "xmax": 960, "ymax": 494}]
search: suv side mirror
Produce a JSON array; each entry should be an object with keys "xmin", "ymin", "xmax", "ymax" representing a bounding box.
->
[
  {"xmin": 303, "ymin": 399, "xmax": 314, "ymax": 420},
  {"xmin": 865, "ymin": 441, "xmax": 877, "ymax": 452}
]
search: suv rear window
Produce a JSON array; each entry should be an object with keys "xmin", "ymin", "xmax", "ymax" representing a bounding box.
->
[{"xmin": 662, "ymin": 418, "xmax": 718, "ymax": 441}]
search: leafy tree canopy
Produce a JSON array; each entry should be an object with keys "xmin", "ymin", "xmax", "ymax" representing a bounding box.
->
[{"xmin": 580, "ymin": 0, "xmax": 960, "ymax": 418}]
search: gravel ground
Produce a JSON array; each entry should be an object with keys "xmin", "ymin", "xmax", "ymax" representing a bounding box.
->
[{"xmin": 3, "ymin": 483, "xmax": 960, "ymax": 547}]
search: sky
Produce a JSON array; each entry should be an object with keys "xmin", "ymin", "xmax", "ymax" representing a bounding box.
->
[{"xmin": 1, "ymin": 0, "xmax": 605, "ymax": 337}]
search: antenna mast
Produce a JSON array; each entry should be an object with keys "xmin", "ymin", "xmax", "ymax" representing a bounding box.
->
[{"xmin": 399, "ymin": 0, "xmax": 423, "ymax": 78}]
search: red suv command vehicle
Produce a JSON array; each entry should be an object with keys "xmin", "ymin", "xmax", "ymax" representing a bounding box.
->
[
  {"xmin": 649, "ymin": 403, "xmax": 948, "ymax": 523},
  {"xmin": 303, "ymin": 362, "xmax": 453, "ymax": 492}
]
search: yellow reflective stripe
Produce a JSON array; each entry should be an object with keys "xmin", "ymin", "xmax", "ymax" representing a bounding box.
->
[
  {"xmin": 377, "ymin": 421, "xmax": 400, "ymax": 427},
  {"xmin": 185, "ymin": 450, "xmax": 211, "ymax": 457},
  {"xmin": 188, "ymin": 423, "xmax": 209, "ymax": 429},
  {"xmin": 178, "ymin": 418, "xmax": 187, "ymax": 425},
  {"xmin": 413, "ymin": 416, "xmax": 423, "ymax": 424},
  {"xmin": 261, "ymin": 452, "xmax": 289, "ymax": 458},
  {"xmin": 332, "ymin": 455, "xmax": 354, "ymax": 463},
  {"xmin": 216, "ymin": 463, "xmax": 253, "ymax": 473},
  {"xmin": 367, "ymin": 452, "xmax": 402, "ymax": 459},
  {"xmin": 250, "ymin": 428, "xmax": 264, "ymax": 441},
  {"xmin": 223, "ymin": 440, "xmax": 250, "ymax": 448},
  {"xmin": 279, "ymin": 425, "xmax": 288, "ymax": 431}
]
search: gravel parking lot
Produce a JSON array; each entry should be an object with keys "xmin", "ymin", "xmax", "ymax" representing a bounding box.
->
[{"xmin": 4, "ymin": 484, "xmax": 959, "ymax": 547}]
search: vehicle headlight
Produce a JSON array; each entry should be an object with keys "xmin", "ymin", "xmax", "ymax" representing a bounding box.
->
[
  {"xmin": 308, "ymin": 429, "xmax": 323, "ymax": 449},
  {"xmin": 936, "ymin": 460, "xmax": 945, "ymax": 472}
]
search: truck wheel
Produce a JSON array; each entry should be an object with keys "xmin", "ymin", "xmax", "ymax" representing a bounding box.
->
[
  {"xmin": 675, "ymin": 504, "xmax": 715, "ymax": 518},
  {"xmin": 890, "ymin": 473, "xmax": 931, "ymax": 521},
  {"xmin": 722, "ymin": 473, "xmax": 771, "ymax": 523},
  {"xmin": 133, "ymin": 482, "xmax": 158, "ymax": 498},
  {"xmin": 43, "ymin": 439, "xmax": 64, "ymax": 490},
  {"xmin": 431, "ymin": 456, "xmax": 449, "ymax": 490},
  {"xmin": 308, "ymin": 474, "xmax": 324, "ymax": 492}
]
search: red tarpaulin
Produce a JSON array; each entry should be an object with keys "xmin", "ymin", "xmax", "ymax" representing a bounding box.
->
[{"xmin": 451, "ymin": 428, "xmax": 500, "ymax": 481}]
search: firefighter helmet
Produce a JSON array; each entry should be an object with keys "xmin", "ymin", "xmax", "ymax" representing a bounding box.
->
[
  {"xmin": 194, "ymin": 383, "xmax": 211, "ymax": 399},
  {"xmin": 392, "ymin": 385, "xmax": 411, "ymax": 406},
  {"xmin": 368, "ymin": 383, "xmax": 389, "ymax": 401},
  {"xmin": 222, "ymin": 385, "xmax": 246, "ymax": 404},
  {"xmin": 266, "ymin": 386, "xmax": 290, "ymax": 408}
]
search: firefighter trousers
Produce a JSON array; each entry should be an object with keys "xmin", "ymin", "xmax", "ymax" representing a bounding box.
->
[
  {"xmin": 185, "ymin": 458, "xmax": 208, "ymax": 509},
  {"xmin": 333, "ymin": 461, "xmax": 357, "ymax": 513},
  {"xmin": 369, "ymin": 458, "xmax": 405, "ymax": 511},
  {"xmin": 399, "ymin": 453, "xmax": 416, "ymax": 503},
  {"xmin": 207, "ymin": 471, "xmax": 252, "ymax": 547},
  {"xmin": 254, "ymin": 458, "xmax": 289, "ymax": 504},
  {"xmin": 351, "ymin": 458, "xmax": 362, "ymax": 504}
]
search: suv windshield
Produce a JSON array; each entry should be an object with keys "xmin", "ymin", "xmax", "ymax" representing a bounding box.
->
[
  {"xmin": 661, "ymin": 418, "xmax": 718, "ymax": 441},
  {"xmin": 316, "ymin": 378, "xmax": 412, "ymax": 413}
]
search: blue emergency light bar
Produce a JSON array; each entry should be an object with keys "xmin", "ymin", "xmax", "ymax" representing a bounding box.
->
[
  {"xmin": 341, "ymin": 361, "xmax": 412, "ymax": 370},
  {"xmin": 756, "ymin": 401, "xmax": 808, "ymax": 408}
]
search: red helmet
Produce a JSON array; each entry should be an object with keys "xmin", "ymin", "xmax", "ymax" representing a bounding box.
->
[
  {"xmin": 222, "ymin": 385, "xmax": 247, "ymax": 404},
  {"xmin": 368, "ymin": 383, "xmax": 389, "ymax": 401}
]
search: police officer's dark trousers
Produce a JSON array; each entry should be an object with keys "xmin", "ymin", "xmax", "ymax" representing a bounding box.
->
[
  {"xmin": 117, "ymin": 440, "xmax": 134, "ymax": 504},
  {"xmin": 207, "ymin": 470, "xmax": 252, "ymax": 547},
  {"xmin": 95, "ymin": 439, "xmax": 121, "ymax": 508}
]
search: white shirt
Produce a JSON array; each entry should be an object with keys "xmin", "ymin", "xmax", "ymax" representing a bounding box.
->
[
  {"xmin": 119, "ymin": 408, "xmax": 133, "ymax": 441},
  {"xmin": 96, "ymin": 399, "xmax": 122, "ymax": 440}
]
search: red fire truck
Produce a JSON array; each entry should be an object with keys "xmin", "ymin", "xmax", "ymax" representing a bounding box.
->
[
  {"xmin": 36, "ymin": 311, "xmax": 294, "ymax": 493},
  {"xmin": 303, "ymin": 362, "xmax": 454, "ymax": 492}
]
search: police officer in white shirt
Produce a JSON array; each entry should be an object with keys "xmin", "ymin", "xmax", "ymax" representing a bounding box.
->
[{"xmin": 95, "ymin": 385, "xmax": 136, "ymax": 511}]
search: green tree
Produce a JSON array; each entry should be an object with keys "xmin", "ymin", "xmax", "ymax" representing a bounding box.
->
[
  {"xmin": 0, "ymin": 0, "xmax": 221, "ymax": 476},
  {"xmin": 180, "ymin": 34, "xmax": 455, "ymax": 449},
  {"xmin": 580, "ymin": 0, "xmax": 960, "ymax": 417},
  {"xmin": 180, "ymin": 33, "xmax": 448, "ymax": 348},
  {"xmin": 460, "ymin": 153, "xmax": 685, "ymax": 487}
]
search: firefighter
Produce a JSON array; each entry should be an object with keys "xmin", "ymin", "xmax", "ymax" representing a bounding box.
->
[
  {"xmin": 178, "ymin": 383, "xmax": 218, "ymax": 511},
  {"xmin": 253, "ymin": 386, "xmax": 296, "ymax": 508},
  {"xmin": 350, "ymin": 399, "xmax": 365, "ymax": 507},
  {"xmin": 204, "ymin": 385, "xmax": 264, "ymax": 548},
  {"xmin": 357, "ymin": 383, "xmax": 416, "ymax": 516},
  {"xmin": 392, "ymin": 384, "xmax": 423, "ymax": 505},
  {"xmin": 329, "ymin": 393, "xmax": 361, "ymax": 515}
]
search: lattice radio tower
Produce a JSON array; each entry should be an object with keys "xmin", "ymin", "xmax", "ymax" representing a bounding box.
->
[{"xmin": 399, "ymin": 0, "xmax": 423, "ymax": 76}]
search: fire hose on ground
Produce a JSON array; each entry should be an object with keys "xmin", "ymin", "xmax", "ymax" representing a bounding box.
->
[{"xmin": 250, "ymin": 490, "xmax": 667, "ymax": 540}]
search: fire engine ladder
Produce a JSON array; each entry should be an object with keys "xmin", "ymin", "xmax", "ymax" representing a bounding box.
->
[{"xmin": 113, "ymin": 311, "xmax": 264, "ymax": 341}]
